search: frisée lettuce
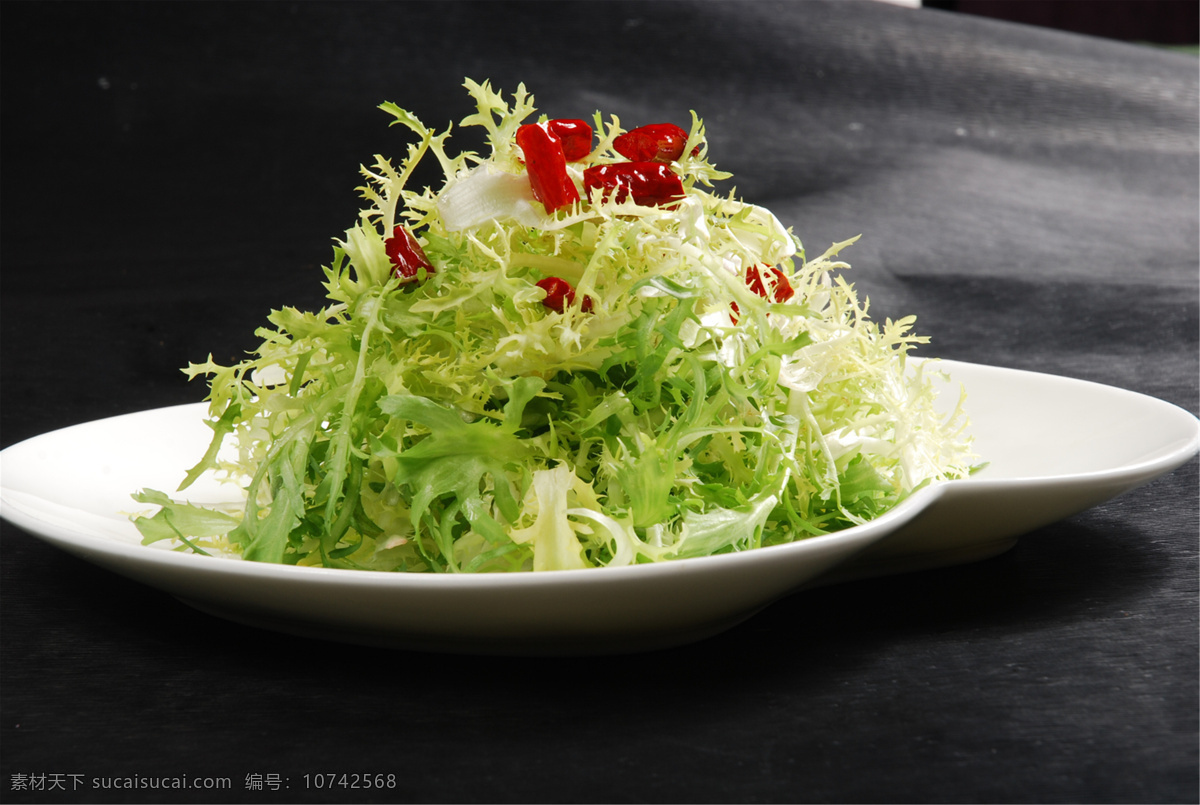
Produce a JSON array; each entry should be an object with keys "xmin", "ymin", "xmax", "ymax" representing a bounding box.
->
[{"xmin": 132, "ymin": 79, "xmax": 976, "ymax": 572}]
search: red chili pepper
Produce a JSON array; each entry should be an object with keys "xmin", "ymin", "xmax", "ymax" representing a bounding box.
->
[
  {"xmin": 731, "ymin": 265, "xmax": 795, "ymax": 322},
  {"xmin": 545, "ymin": 119, "xmax": 594, "ymax": 161},
  {"xmin": 384, "ymin": 225, "xmax": 435, "ymax": 282},
  {"xmin": 613, "ymin": 123, "xmax": 694, "ymax": 163},
  {"xmin": 745, "ymin": 265, "xmax": 795, "ymax": 303},
  {"xmin": 536, "ymin": 277, "xmax": 593, "ymax": 313},
  {"xmin": 516, "ymin": 123, "xmax": 581, "ymax": 214},
  {"xmin": 582, "ymin": 162, "xmax": 684, "ymax": 207}
]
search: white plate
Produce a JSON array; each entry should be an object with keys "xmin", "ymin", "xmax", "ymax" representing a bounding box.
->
[{"xmin": 1, "ymin": 360, "xmax": 1196, "ymax": 655}]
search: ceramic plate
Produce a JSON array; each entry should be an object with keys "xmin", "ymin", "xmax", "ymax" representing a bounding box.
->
[{"xmin": 1, "ymin": 360, "xmax": 1196, "ymax": 655}]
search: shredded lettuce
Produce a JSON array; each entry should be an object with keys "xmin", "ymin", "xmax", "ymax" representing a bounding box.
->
[{"xmin": 133, "ymin": 78, "xmax": 976, "ymax": 572}]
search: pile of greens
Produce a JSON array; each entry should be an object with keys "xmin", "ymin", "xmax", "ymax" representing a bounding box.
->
[{"xmin": 133, "ymin": 79, "xmax": 975, "ymax": 572}]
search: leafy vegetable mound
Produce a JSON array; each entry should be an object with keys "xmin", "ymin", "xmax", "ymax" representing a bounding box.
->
[{"xmin": 133, "ymin": 79, "xmax": 975, "ymax": 572}]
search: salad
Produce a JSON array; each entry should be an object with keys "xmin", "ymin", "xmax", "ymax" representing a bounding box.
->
[{"xmin": 133, "ymin": 79, "xmax": 976, "ymax": 573}]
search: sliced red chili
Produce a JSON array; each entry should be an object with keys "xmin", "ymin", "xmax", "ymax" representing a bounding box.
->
[
  {"xmin": 745, "ymin": 265, "xmax": 795, "ymax": 303},
  {"xmin": 536, "ymin": 277, "xmax": 593, "ymax": 313},
  {"xmin": 731, "ymin": 265, "xmax": 795, "ymax": 322},
  {"xmin": 613, "ymin": 123, "xmax": 693, "ymax": 163},
  {"xmin": 582, "ymin": 162, "xmax": 684, "ymax": 207},
  {"xmin": 516, "ymin": 123, "xmax": 580, "ymax": 214},
  {"xmin": 545, "ymin": 119, "xmax": 594, "ymax": 161},
  {"xmin": 384, "ymin": 225, "xmax": 435, "ymax": 282}
]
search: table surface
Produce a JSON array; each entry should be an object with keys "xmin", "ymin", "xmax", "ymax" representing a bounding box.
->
[{"xmin": 2, "ymin": 2, "xmax": 1197, "ymax": 803}]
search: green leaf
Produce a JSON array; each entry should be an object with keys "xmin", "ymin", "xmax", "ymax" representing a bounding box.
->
[
  {"xmin": 131, "ymin": 489, "xmax": 239, "ymax": 554},
  {"xmin": 672, "ymin": 487, "xmax": 780, "ymax": 559},
  {"xmin": 376, "ymin": 393, "xmax": 539, "ymax": 569},
  {"xmin": 177, "ymin": 402, "xmax": 240, "ymax": 492}
]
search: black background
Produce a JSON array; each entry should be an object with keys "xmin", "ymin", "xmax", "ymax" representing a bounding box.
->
[
  {"xmin": 2, "ymin": 2, "xmax": 1197, "ymax": 803},
  {"xmin": 928, "ymin": 0, "xmax": 1199, "ymax": 45}
]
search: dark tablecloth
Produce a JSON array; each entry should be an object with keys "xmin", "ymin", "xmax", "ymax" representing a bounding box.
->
[{"xmin": 2, "ymin": 2, "xmax": 1197, "ymax": 803}]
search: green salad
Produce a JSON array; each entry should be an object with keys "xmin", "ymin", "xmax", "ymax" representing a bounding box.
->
[{"xmin": 133, "ymin": 79, "xmax": 975, "ymax": 572}]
